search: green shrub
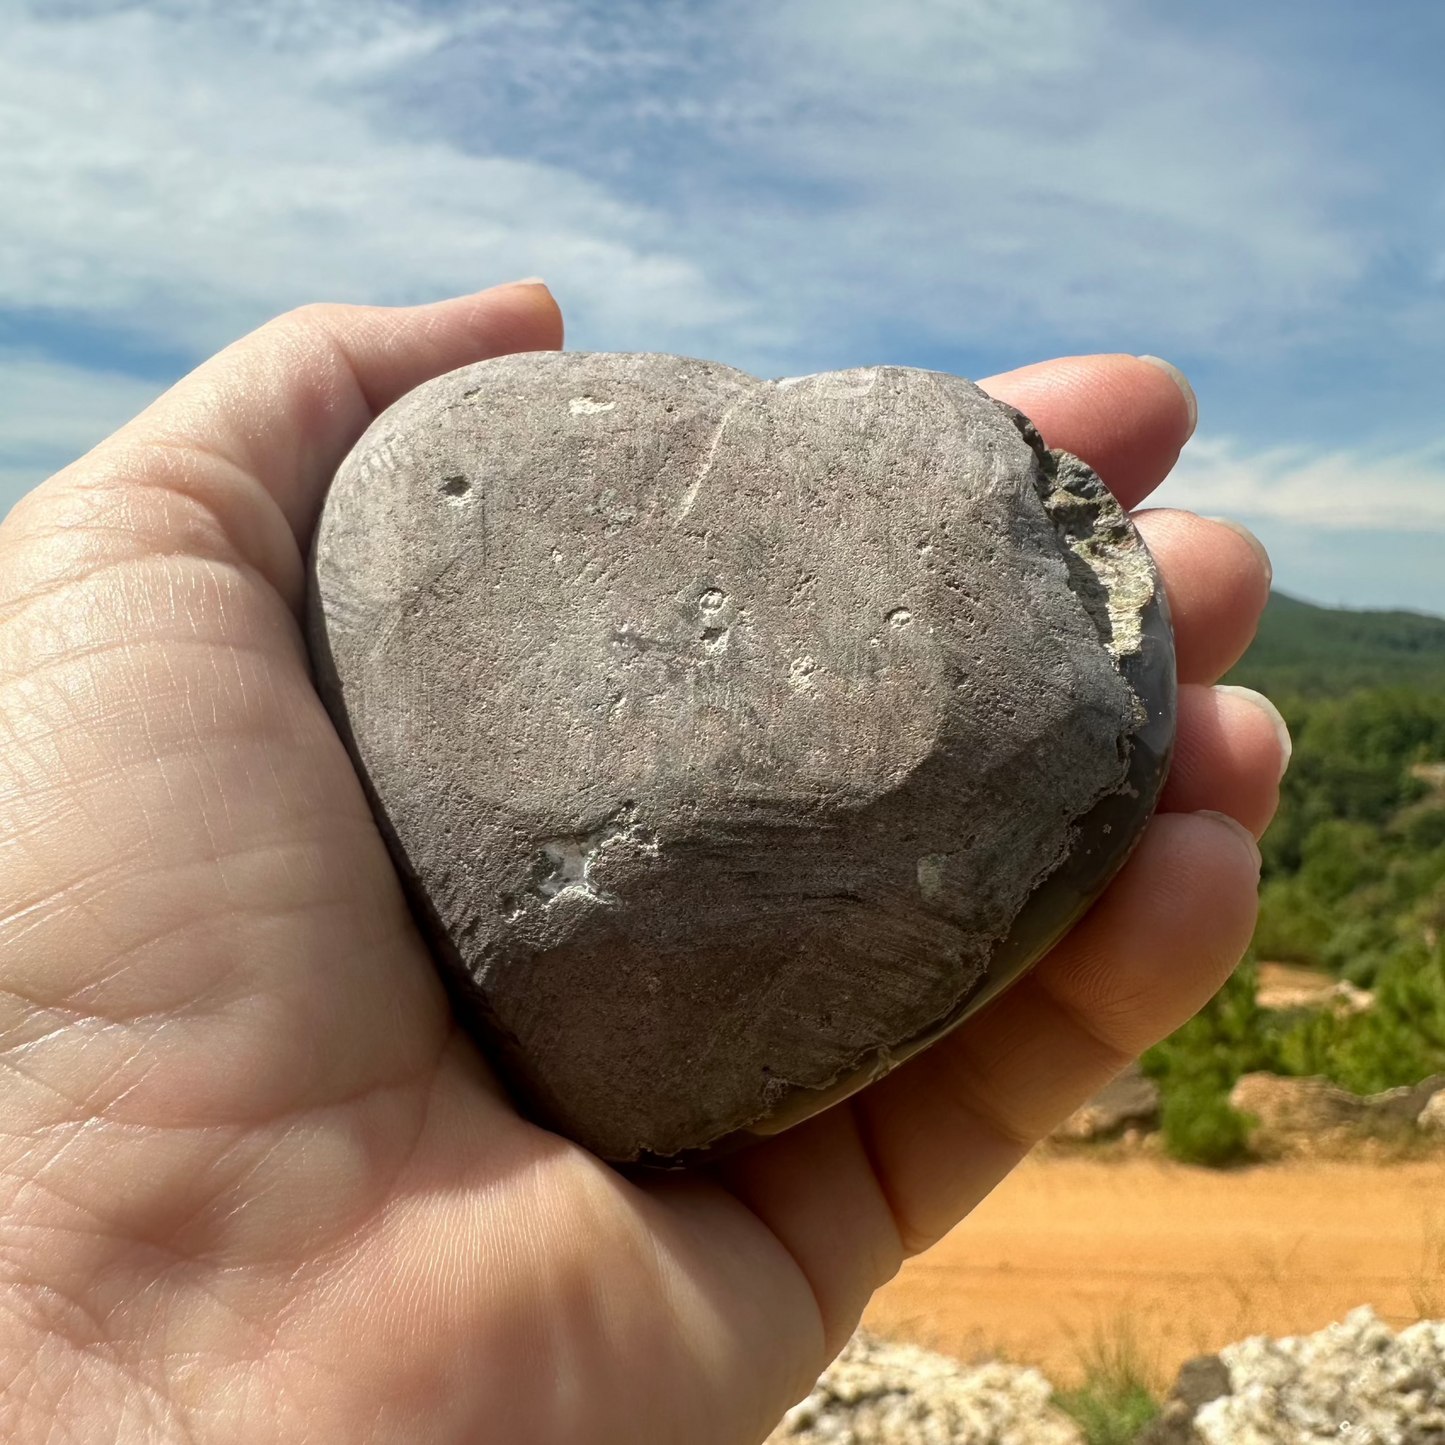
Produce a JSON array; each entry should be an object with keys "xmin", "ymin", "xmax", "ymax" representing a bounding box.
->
[
  {"xmin": 1142, "ymin": 960, "xmax": 1278, "ymax": 1087},
  {"xmin": 1399, "ymin": 807, "xmax": 1445, "ymax": 853},
  {"xmin": 1257, "ymin": 688, "xmax": 1445, "ymax": 877},
  {"xmin": 1252, "ymin": 877, "xmax": 1332, "ymax": 967},
  {"xmin": 1053, "ymin": 1330, "xmax": 1160, "ymax": 1445},
  {"xmin": 1277, "ymin": 940, "xmax": 1445, "ymax": 1095},
  {"xmin": 1054, "ymin": 1377, "xmax": 1158, "ymax": 1445},
  {"xmin": 1150, "ymin": 624, "xmax": 1445, "ymax": 1166},
  {"xmin": 1142, "ymin": 961, "xmax": 1273, "ymax": 1165},
  {"xmin": 1159, "ymin": 1079, "xmax": 1254, "ymax": 1167},
  {"xmin": 1318, "ymin": 913, "xmax": 1403, "ymax": 988}
]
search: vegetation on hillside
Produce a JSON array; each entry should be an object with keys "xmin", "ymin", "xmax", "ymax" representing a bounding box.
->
[
  {"xmin": 1255, "ymin": 687, "xmax": 1445, "ymax": 988},
  {"xmin": 1142, "ymin": 592, "xmax": 1445, "ymax": 1164},
  {"xmin": 1223, "ymin": 591, "xmax": 1445, "ymax": 697}
]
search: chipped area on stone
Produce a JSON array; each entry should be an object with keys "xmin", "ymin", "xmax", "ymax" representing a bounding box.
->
[
  {"xmin": 1040, "ymin": 453, "xmax": 1156, "ymax": 661},
  {"xmin": 917, "ymin": 855, "xmax": 948, "ymax": 903},
  {"xmin": 309, "ymin": 352, "xmax": 1175, "ymax": 1164},
  {"xmin": 531, "ymin": 809, "xmax": 659, "ymax": 906},
  {"xmin": 788, "ymin": 656, "xmax": 818, "ymax": 694},
  {"xmin": 568, "ymin": 395, "xmax": 615, "ymax": 415}
]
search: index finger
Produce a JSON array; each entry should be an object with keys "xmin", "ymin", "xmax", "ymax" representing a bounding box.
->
[{"xmin": 978, "ymin": 353, "xmax": 1197, "ymax": 508}]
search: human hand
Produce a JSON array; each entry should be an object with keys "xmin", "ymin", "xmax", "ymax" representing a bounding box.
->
[{"xmin": 0, "ymin": 286, "xmax": 1279, "ymax": 1443}]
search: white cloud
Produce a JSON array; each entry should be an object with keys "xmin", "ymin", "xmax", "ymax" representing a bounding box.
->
[
  {"xmin": 0, "ymin": 0, "xmax": 1372, "ymax": 372},
  {"xmin": 0, "ymin": 351, "xmax": 164, "ymax": 516},
  {"xmin": 727, "ymin": 0, "xmax": 1364, "ymax": 356},
  {"xmin": 1153, "ymin": 434, "xmax": 1445, "ymax": 532},
  {"xmin": 0, "ymin": 2, "xmax": 744, "ymax": 357},
  {"xmin": 1228, "ymin": 520, "xmax": 1445, "ymax": 616}
]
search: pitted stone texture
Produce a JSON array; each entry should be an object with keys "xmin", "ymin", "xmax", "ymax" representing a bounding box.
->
[{"xmin": 309, "ymin": 352, "xmax": 1173, "ymax": 1163}]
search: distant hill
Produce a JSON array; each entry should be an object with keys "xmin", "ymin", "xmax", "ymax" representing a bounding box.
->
[{"xmin": 1223, "ymin": 592, "xmax": 1445, "ymax": 698}]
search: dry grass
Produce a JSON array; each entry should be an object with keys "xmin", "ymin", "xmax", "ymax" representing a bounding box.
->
[{"xmin": 1051, "ymin": 1317, "xmax": 1162, "ymax": 1445}]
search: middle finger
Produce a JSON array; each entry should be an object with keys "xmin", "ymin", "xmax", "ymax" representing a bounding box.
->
[
  {"xmin": 1160, "ymin": 683, "xmax": 1289, "ymax": 836},
  {"xmin": 1135, "ymin": 508, "xmax": 1272, "ymax": 684}
]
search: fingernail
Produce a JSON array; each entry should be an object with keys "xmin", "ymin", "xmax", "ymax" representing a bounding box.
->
[
  {"xmin": 1196, "ymin": 810, "xmax": 1262, "ymax": 877},
  {"xmin": 1203, "ymin": 515, "xmax": 1273, "ymax": 588},
  {"xmin": 1136, "ymin": 355, "xmax": 1198, "ymax": 441},
  {"xmin": 508, "ymin": 276, "xmax": 549, "ymax": 288},
  {"xmin": 1214, "ymin": 685, "xmax": 1293, "ymax": 781}
]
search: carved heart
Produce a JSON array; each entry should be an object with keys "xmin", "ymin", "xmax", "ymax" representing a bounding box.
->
[{"xmin": 308, "ymin": 352, "xmax": 1175, "ymax": 1165}]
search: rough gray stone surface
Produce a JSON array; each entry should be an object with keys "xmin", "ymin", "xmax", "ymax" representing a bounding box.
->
[
  {"xmin": 1137, "ymin": 1356, "xmax": 1231, "ymax": 1445},
  {"xmin": 309, "ymin": 352, "xmax": 1172, "ymax": 1163}
]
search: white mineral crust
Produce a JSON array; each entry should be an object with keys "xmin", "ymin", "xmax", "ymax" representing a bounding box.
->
[
  {"xmin": 765, "ymin": 1332, "xmax": 1083, "ymax": 1445},
  {"xmin": 1196, "ymin": 1306, "xmax": 1445, "ymax": 1445}
]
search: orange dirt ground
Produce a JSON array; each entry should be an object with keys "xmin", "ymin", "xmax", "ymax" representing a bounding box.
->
[{"xmin": 863, "ymin": 1152, "xmax": 1445, "ymax": 1388}]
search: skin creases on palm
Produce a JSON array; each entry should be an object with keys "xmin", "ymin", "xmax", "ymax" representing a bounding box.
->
[{"xmin": 0, "ymin": 288, "xmax": 1272, "ymax": 1445}]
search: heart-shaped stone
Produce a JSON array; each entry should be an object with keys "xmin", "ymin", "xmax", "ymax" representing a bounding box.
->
[{"xmin": 308, "ymin": 353, "xmax": 1175, "ymax": 1166}]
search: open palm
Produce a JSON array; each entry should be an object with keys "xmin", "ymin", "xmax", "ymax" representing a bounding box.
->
[{"xmin": 0, "ymin": 284, "xmax": 1280, "ymax": 1443}]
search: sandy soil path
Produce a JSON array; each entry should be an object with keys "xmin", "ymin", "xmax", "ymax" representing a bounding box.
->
[{"xmin": 863, "ymin": 1152, "xmax": 1445, "ymax": 1387}]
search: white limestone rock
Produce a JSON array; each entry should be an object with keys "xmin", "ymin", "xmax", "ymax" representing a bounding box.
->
[{"xmin": 766, "ymin": 1332, "xmax": 1084, "ymax": 1445}]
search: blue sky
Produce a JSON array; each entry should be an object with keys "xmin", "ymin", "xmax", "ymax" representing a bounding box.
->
[{"xmin": 2, "ymin": 0, "xmax": 1443, "ymax": 613}]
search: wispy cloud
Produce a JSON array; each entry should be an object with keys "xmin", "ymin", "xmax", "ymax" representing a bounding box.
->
[
  {"xmin": 4, "ymin": 0, "xmax": 1444, "ymax": 609},
  {"xmin": 717, "ymin": 0, "xmax": 1364, "ymax": 357},
  {"xmin": 1154, "ymin": 434, "xmax": 1445, "ymax": 533},
  {"xmin": 0, "ymin": 351, "xmax": 163, "ymax": 508},
  {"xmin": 0, "ymin": 0, "xmax": 1372, "ymax": 372},
  {"xmin": 0, "ymin": 2, "xmax": 742, "ymax": 358}
]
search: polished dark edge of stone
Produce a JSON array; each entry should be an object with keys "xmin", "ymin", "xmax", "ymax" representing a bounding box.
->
[
  {"xmin": 305, "ymin": 574, "xmax": 536, "ymax": 1062},
  {"xmin": 630, "ymin": 581, "xmax": 1178, "ymax": 1172}
]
